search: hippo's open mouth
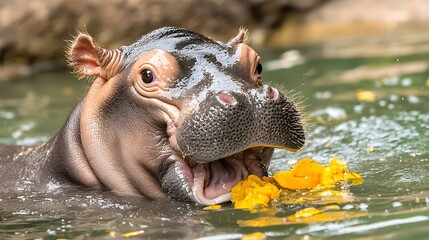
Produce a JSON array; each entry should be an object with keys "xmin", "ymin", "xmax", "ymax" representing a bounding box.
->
[
  {"xmin": 188, "ymin": 147, "xmax": 272, "ymax": 205},
  {"xmin": 167, "ymin": 145, "xmax": 273, "ymax": 205}
]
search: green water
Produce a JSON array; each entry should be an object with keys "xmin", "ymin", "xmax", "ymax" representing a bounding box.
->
[{"xmin": 0, "ymin": 35, "xmax": 429, "ymax": 239}]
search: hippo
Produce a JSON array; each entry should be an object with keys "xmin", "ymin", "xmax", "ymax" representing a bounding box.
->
[{"xmin": 0, "ymin": 27, "xmax": 305, "ymax": 205}]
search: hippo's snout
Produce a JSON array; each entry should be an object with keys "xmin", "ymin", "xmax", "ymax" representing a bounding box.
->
[{"xmin": 177, "ymin": 85, "xmax": 305, "ymax": 162}]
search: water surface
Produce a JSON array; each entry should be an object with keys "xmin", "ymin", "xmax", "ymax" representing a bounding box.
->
[{"xmin": 0, "ymin": 34, "xmax": 428, "ymax": 239}]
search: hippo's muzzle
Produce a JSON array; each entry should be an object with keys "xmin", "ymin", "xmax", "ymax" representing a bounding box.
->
[
  {"xmin": 178, "ymin": 85, "xmax": 304, "ymax": 159},
  {"xmin": 162, "ymin": 85, "xmax": 305, "ymax": 205}
]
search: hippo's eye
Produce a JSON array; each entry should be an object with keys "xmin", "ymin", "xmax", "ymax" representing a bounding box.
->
[
  {"xmin": 141, "ymin": 69, "xmax": 155, "ymax": 84},
  {"xmin": 256, "ymin": 62, "xmax": 263, "ymax": 76}
]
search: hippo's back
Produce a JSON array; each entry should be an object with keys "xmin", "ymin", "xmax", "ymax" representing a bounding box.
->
[
  {"xmin": 0, "ymin": 144, "xmax": 26, "ymax": 162},
  {"xmin": 0, "ymin": 143, "xmax": 56, "ymax": 190}
]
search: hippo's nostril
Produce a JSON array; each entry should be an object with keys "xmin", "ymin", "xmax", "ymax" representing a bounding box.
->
[
  {"xmin": 268, "ymin": 86, "xmax": 279, "ymax": 101},
  {"xmin": 216, "ymin": 92, "xmax": 237, "ymax": 106}
]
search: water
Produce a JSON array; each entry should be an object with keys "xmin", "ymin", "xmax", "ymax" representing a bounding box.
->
[{"xmin": 0, "ymin": 34, "xmax": 429, "ymax": 239}]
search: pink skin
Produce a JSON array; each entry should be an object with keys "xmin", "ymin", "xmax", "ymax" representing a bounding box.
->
[{"xmin": 68, "ymin": 31, "xmax": 280, "ymax": 205}]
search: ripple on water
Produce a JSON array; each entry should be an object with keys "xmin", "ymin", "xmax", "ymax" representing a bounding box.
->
[
  {"xmin": 274, "ymin": 111, "xmax": 429, "ymax": 165},
  {"xmin": 295, "ymin": 215, "xmax": 429, "ymax": 238}
]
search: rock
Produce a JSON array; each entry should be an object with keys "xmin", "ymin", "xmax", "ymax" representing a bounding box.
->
[
  {"xmin": 0, "ymin": 0, "xmax": 326, "ymax": 80},
  {"xmin": 2, "ymin": 0, "xmax": 429, "ymax": 81},
  {"xmin": 267, "ymin": 0, "xmax": 429, "ymax": 46}
]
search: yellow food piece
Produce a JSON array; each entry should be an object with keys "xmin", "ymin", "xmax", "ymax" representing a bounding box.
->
[
  {"xmin": 320, "ymin": 157, "xmax": 348, "ymax": 186},
  {"xmin": 241, "ymin": 232, "xmax": 266, "ymax": 240},
  {"xmin": 274, "ymin": 171, "xmax": 320, "ymax": 190},
  {"xmin": 294, "ymin": 207, "xmax": 321, "ymax": 218},
  {"xmin": 344, "ymin": 172, "xmax": 363, "ymax": 185},
  {"xmin": 356, "ymin": 90, "xmax": 376, "ymax": 102},
  {"xmin": 231, "ymin": 174, "xmax": 281, "ymax": 209},
  {"xmin": 237, "ymin": 216, "xmax": 287, "ymax": 227},
  {"xmin": 321, "ymin": 204, "xmax": 341, "ymax": 211},
  {"xmin": 203, "ymin": 205, "xmax": 222, "ymax": 210},
  {"xmin": 292, "ymin": 158, "xmax": 325, "ymax": 176},
  {"xmin": 273, "ymin": 157, "xmax": 357, "ymax": 190},
  {"xmin": 121, "ymin": 230, "xmax": 145, "ymax": 238},
  {"xmin": 273, "ymin": 158, "xmax": 324, "ymax": 190},
  {"xmin": 237, "ymin": 210, "xmax": 367, "ymax": 227},
  {"xmin": 286, "ymin": 211, "xmax": 367, "ymax": 224}
]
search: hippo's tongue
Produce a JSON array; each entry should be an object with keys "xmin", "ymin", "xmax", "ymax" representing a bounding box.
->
[{"xmin": 191, "ymin": 148, "xmax": 267, "ymax": 205}]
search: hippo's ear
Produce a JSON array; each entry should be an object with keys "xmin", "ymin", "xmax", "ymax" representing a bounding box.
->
[
  {"xmin": 67, "ymin": 33, "xmax": 122, "ymax": 79},
  {"xmin": 67, "ymin": 34, "xmax": 102, "ymax": 78},
  {"xmin": 228, "ymin": 27, "xmax": 248, "ymax": 46}
]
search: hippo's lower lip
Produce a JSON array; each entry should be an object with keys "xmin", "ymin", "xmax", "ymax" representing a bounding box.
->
[{"xmin": 189, "ymin": 147, "xmax": 269, "ymax": 205}]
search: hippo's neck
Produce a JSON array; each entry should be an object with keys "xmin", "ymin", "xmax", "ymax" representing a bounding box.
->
[{"xmin": 48, "ymin": 101, "xmax": 102, "ymax": 187}]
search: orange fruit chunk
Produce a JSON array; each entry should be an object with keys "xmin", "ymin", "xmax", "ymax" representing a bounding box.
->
[
  {"xmin": 273, "ymin": 171, "xmax": 320, "ymax": 190},
  {"xmin": 292, "ymin": 158, "xmax": 324, "ymax": 177},
  {"xmin": 273, "ymin": 158, "xmax": 324, "ymax": 190},
  {"xmin": 231, "ymin": 174, "xmax": 281, "ymax": 209}
]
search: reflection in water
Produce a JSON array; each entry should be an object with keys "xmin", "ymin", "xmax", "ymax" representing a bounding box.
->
[
  {"xmin": 0, "ymin": 32, "xmax": 429, "ymax": 239},
  {"xmin": 0, "ymin": 187, "xmax": 207, "ymax": 239},
  {"xmin": 320, "ymin": 31, "xmax": 429, "ymax": 58},
  {"xmin": 314, "ymin": 61, "xmax": 429, "ymax": 86}
]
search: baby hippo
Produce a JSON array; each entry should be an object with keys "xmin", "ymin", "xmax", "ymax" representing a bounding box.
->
[{"xmin": 0, "ymin": 27, "xmax": 305, "ymax": 205}]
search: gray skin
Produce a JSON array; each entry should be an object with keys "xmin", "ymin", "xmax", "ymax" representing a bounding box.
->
[{"xmin": 0, "ymin": 27, "xmax": 305, "ymax": 205}]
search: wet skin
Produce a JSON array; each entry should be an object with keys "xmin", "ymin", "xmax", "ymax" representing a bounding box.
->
[{"xmin": 0, "ymin": 27, "xmax": 305, "ymax": 205}]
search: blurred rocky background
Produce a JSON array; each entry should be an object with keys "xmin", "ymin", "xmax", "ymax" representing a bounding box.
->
[{"xmin": 1, "ymin": 0, "xmax": 429, "ymax": 81}]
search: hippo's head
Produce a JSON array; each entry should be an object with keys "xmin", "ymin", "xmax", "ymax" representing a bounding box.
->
[{"xmin": 68, "ymin": 27, "xmax": 305, "ymax": 205}]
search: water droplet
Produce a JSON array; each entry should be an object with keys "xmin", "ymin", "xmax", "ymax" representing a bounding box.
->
[
  {"xmin": 359, "ymin": 203, "xmax": 368, "ymax": 210},
  {"xmin": 11, "ymin": 130, "xmax": 23, "ymax": 139},
  {"xmin": 46, "ymin": 229, "xmax": 57, "ymax": 235},
  {"xmin": 315, "ymin": 91, "xmax": 332, "ymax": 99},
  {"xmin": 383, "ymin": 76, "xmax": 399, "ymax": 86},
  {"xmin": 389, "ymin": 94, "xmax": 399, "ymax": 101},
  {"xmin": 0, "ymin": 111, "xmax": 15, "ymax": 119},
  {"xmin": 343, "ymin": 204, "xmax": 354, "ymax": 210},
  {"xmin": 407, "ymin": 96, "xmax": 419, "ymax": 104},
  {"xmin": 401, "ymin": 77, "xmax": 412, "ymax": 86},
  {"xmin": 378, "ymin": 100, "xmax": 387, "ymax": 107}
]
